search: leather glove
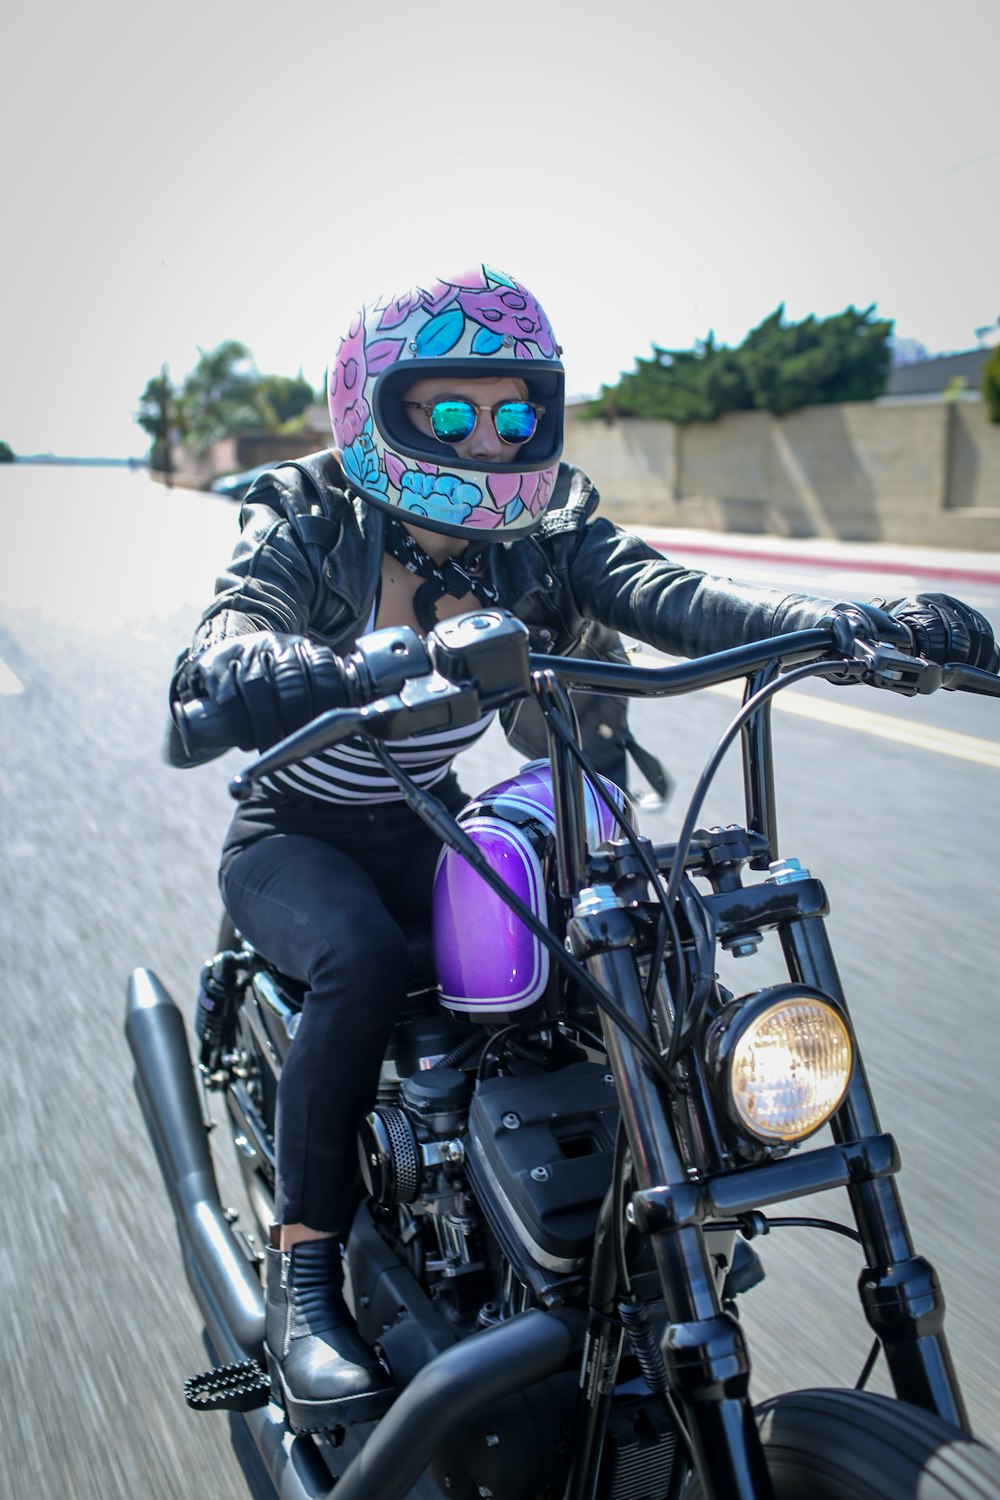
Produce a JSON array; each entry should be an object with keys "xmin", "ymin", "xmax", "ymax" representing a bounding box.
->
[
  {"xmin": 178, "ymin": 631, "xmax": 351, "ymax": 751},
  {"xmin": 823, "ymin": 601, "xmax": 911, "ymax": 654},
  {"xmin": 883, "ymin": 593, "xmax": 999, "ymax": 673}
]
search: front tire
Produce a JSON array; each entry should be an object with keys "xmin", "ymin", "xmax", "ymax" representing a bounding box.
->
[{"xmin": 686, "ymin": 1388, "xmax": 1000, "ymax": 1500}]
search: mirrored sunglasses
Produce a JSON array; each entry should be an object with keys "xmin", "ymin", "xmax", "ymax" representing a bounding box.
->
[{"xmin": 403, "ymin": 398, "xmax": 544, "ymax": 446}]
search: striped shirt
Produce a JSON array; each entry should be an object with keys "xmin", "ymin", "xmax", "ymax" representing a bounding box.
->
[
  {"xmin": 260, "ymin": 600, "xmax": 495, "ymax": 805},
  {"xmin": 260, "ymin": 712, "xmax": 495, "ymax": 805}
]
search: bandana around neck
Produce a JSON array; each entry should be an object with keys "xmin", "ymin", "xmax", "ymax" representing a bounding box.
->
[{"xmin": 382, "ymin": 517, "xmax": 500, "ymax": 632}]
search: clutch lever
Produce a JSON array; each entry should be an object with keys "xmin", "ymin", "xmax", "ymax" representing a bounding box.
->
[{"xmin": 229, "ymin": 673, "xmax": 482, "ymax": 801}]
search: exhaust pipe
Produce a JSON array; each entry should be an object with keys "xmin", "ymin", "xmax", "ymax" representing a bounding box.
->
[
  {"xmin": 332, "ymin": 1306, "xmax": 586, "ymax": 1500},
  {"xmin": 125, "ymin": 968, "xmax": 265, "ymax": 1360},
  {"xmin": 126, "ymin": 968, "xmax": 343, "ymax": 1498},
  {"xmin": 125, "ymin": 968, "xmax": 586, "ymax": 1500}
]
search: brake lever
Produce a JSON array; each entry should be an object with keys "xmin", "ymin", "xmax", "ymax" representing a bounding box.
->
[
  {"xmin": 851, "ymin": 638, "xmax": 942, "ymax": 696},
  {"xmin": 940, "ymin": 661, "xmax": 1000, "ymax": 696}
]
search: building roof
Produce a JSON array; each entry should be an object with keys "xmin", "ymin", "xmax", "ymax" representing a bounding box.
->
[{"xmin": 884, "ymin": 348, "xmax": 988, "ymax": 397}]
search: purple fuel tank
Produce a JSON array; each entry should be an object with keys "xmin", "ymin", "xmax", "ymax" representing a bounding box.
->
[{"xmin": 432, "ymin": 760, "xmax": 636, "ymax": 1017}]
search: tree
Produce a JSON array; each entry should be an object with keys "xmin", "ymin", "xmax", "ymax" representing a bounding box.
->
[
  {"xmin": 586, "ymin": 304, "xmax": 893, "ymax": 423},
  {"xmin": 592, "ymin": 344, "xmax": 714, "ymax": 423},
  {"xmin": 175, "ymin": 340, "xmax": 262, "ymax": 456},
  {"xmin": 738, "ymin": 304, "xmax": 892, "ymax": 416},
  {"xmin": 136, "ymin": 365, "xmax": 174, "ymax": 474},
  {"xmin": 0, "ymin": 440, "xmax": 15, "ymax": 463},
  {"xmin": 135, "ymin": 346, "xmax": 320, "ymax": 467},
  {"xmin": 254, "ymin": 371, "xmax": 317, "ymax": 431},
  {"xmin": 586, "ymin": 333, "xmax": 752, "ymax": 425},
  {"xmin": 982, "ymin": 345, "xmax": 1000, "ymax": 424}
]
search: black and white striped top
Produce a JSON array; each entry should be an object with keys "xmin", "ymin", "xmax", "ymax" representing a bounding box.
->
[
  {"xmin": 260, "ymin": 712, "xmax": 495, "ymax": 805},
  {"xmin": 259, "ymin": 601, "xmax": 495, "ymax": 805}
]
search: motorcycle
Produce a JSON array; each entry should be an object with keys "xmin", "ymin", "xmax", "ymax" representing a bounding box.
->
[{"xmin": 126, "ymin": 607, "xmax": 1000, "ymax": 1500}]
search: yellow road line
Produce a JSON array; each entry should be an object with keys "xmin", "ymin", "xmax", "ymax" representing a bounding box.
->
[{"xmin": 706, "ymin": 680, "xmax": 1000, "ymax": 768}]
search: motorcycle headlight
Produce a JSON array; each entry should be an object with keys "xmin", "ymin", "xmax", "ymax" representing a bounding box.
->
[{"xmin": 706, "ymin": 985, "xmax": 853, "ymax": 1145}]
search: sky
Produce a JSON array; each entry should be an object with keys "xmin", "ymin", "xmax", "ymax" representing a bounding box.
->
[{"xmin": 2, "ymin": 0, "xmax": 998, "ymax": 458}]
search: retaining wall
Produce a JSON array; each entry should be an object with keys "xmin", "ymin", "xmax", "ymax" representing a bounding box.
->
[
  {"xmin": 169, "ymin": 399, "xmax": 1000, "ymax": 550},
  {"xmin": 563, "ymin": 399, "xmax": 1000, "ymax": 548}
]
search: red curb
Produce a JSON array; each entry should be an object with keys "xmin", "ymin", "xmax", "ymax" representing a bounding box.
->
[{"xmin": 642, "ymin": 537, "xmax": 1000, "ymax": 588}]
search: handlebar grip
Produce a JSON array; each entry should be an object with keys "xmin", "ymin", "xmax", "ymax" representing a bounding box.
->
[{"xmin": 173, "ymin": 696, "xmax": 234, "ymax": 756}]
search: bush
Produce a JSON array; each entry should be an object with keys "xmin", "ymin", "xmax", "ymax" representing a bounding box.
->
[
  {"xmin": 585, "ymin": 304, "xmax": 893, "ymax": 424},
  {"xmin": 982, "ymin": 346, "xmax": 1000, "ymax": 423},
  {"xmin": 0, "ymin": 440, "xmax": 15, "ymax": 463}
]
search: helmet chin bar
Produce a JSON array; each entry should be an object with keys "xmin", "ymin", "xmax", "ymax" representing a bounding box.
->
[{"xmin": 353, "ymin": 486, "xmax": 553, "ymax": 547}]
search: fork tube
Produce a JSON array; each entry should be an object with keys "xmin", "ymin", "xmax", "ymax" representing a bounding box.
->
[
  {"xmin": 536, "ymin": 673, "xmax": 589, "ymax": 897},
  {"xmin": 571, "ymin": 925, "xmax": 775, "ymax": 1500},
  {"xmin": 741, "ymin": 668, "xmax": 779, "ymax": 857},
  {"xmin": 780, "ymin": 913, "xmax": 969, "ymax": 1428}
]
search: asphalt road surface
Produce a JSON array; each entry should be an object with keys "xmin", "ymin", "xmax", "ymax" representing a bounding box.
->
[{"xmin": 1, "ymin": 465, "xmax": 998, "ymax": 1500}]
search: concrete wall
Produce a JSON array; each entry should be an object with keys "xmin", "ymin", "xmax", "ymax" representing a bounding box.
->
[
  {"xmin": 564, "ymin": 399, "xmax": 1000, "ymax": 549},
  {"xmin": 170, "ymin": 398, "xmax": 1000, "ymax": 550},
  {"xmin": 947, "ymin": 401, "xmax": 1000, "ymax": 515},
  {"xmin": 554, "ymin": 417, "xmax": 679, "ymax": 525}
]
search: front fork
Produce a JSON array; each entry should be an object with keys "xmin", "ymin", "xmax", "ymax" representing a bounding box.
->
[
  {"xmin": 565, "ymin": 901, "xmax": 970, "ymax": 1500},
  {"xmin": 567, "ymin": 902, "xmax": 776, "ymax": 1500},
  {"xmin": 781, "ymin": 913, "xmax": 969, "ymax": 1430}
]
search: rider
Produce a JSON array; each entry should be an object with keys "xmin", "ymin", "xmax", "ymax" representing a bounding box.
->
[{"xmin": 168, "ymin": 261, "xmax": 998, "ymax": 1435}]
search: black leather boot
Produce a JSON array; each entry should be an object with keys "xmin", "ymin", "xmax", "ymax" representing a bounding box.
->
[{"xmin": 264, "ymin": 1237, "xmax": 393, "ymax": 1433}]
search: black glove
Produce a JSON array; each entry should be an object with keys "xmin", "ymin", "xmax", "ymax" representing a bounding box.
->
[
  {"xmin": 823, "ymin": 601, "xmax": 911, "ymax": 654},
  {"xmin": 178, "ymin": 631, "xmax": 351, "ymax": 751},
  {"xmin": 883, "ymin": 593, "xmax": 999, "ymax": 673}
]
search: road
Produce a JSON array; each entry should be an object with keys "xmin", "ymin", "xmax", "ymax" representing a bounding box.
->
[{"xmin": 1, "ymin": 464, "xmax": 998, "ymax": 1500}]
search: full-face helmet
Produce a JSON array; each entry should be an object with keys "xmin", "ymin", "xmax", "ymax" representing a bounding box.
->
[{"xmin": 327, "ymin": 263, "xmax": 565, "ymax": 541}]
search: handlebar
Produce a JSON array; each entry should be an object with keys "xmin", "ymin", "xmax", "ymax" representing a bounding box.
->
[{"xmin": 172, "ymin": 608, "xmax": 1000, "ymax": 782}]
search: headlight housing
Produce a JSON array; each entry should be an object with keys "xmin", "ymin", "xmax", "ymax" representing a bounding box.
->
[{"xmin": 706, "ymin": 985, "xmax": 854, "ymax": 1146}]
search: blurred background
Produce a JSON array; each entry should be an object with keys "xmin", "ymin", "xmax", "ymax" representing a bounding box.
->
[
  {"xmin": 2, "ymin": 2, "xmax": 999, "ymax": 1497},
  {"xmin": 2, "ymin": 0, "xmax": 998, "ymax": 462}
]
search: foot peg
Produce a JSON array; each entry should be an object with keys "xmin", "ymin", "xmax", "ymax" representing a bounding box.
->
[{"xmin": 184, "ymin": 1359, "xmax": 271, "ymax": 1413}]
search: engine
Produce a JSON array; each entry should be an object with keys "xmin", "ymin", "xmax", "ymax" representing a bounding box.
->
[
  {"xmin": 359, "ymin": 1039, "xmax": 620, "ymax": 1330},
  {"xmin": 351, "ymin": 1044, "xmax": 658, "ymax": 1500}
]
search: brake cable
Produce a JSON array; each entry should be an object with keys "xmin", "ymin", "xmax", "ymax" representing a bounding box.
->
[{"xmin": 663, "ymin": 658, "xmax": 851, "ymax": 910}]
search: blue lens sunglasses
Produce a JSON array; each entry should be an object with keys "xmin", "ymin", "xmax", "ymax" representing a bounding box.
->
[{"xmin": 403, "ymin": 398, "xmax": 544, "ymax": 446}]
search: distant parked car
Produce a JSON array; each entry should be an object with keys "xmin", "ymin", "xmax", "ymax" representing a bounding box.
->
[{"xmin": 209, "ymin": 462, "xmax": 279, "ymax": 502}]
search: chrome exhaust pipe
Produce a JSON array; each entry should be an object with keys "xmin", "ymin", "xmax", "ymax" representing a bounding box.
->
[{"xmin": 125, "ymin": 967, "xmax": 265, "ymax": 1360}]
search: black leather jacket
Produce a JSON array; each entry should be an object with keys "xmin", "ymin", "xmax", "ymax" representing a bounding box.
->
[{"xmin": 169, "ymin": 451, "xmax": 846, "ymax": 766}]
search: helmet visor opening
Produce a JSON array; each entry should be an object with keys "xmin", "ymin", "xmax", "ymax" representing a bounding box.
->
[{"xmin": 374, "ymin": 359, "xmax": 564, "ymax": 474}]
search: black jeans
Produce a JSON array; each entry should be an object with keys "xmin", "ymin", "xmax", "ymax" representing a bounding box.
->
[{"xmin": 219, "ymin": 779, "xmax": 467, "ymax": 1233}]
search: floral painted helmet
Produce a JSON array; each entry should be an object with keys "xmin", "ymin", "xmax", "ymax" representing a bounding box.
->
[{"xmin": 327, "ymin": 263, "xmax": 565, "ymax": 541}]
